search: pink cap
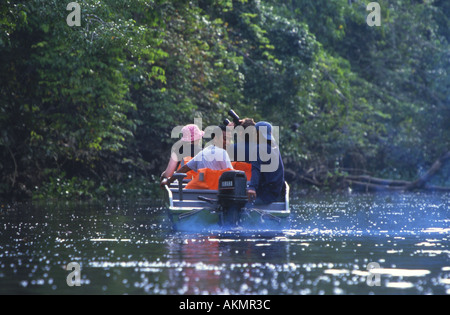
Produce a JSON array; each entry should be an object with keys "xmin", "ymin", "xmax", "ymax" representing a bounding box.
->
[{"xmin": 181, "ymin": 124, "xmax": 204, "ymax": 142}]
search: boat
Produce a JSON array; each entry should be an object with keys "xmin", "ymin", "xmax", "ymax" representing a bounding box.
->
[{"xmin": 164, "ymin": 170, "xmax": 290, "ymax": 231}]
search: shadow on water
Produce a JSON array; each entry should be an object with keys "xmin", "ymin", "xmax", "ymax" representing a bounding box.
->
[{"xmin": 0, "ymin": 192, "xmax": 448, "ymax": 294}]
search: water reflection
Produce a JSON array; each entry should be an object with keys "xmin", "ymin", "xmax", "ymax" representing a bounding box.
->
[
  {"xmin": 0, "ymin": 193, "xmax": 448, "ymax": 294},
  {"xmin": 163, "ymin": 232, "xmax": 291, "ymax": 294}
]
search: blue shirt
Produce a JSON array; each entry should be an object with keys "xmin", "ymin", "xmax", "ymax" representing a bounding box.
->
[{"xmin": 248, "ymin": 143, "xmax": 285, "ymax": 204}]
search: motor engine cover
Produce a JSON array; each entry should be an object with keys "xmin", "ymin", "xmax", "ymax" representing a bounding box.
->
[{"xmin": 217, "ymin": 170, "xmax": 248, "ymax": 226}]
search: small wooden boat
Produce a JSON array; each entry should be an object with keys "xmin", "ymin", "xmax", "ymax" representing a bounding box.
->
[{"xmin": 164, "ymin": 171, "xmax": 290, "ymax": 231}]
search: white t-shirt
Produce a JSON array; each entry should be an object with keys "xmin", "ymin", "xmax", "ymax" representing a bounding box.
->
[{"xmin": 186, "ymin": 145, "xmax": 233, "ymax": 172}]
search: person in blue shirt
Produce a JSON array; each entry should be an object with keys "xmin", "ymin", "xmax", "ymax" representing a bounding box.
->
[{"xmin": 247, "ymin": 121, "xmax": 285, "ymax": 205}]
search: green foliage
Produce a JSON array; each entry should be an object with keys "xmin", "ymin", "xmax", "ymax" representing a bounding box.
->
[
  {"xmin": 33, "ymin": 170, "xmax": 163, "ymax": 201},
  {"xmin": 0, "ymin": 0, "xmax": 448, "ymax": 201}
]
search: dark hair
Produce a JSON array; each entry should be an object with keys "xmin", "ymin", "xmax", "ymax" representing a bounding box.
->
[
  {"xmin": 236, "ymin": 118, "xmax": 256, "ymax": 144},
  {"xmin": 241, "ymin": 118, "xmax": 256, "ymax": 129}
]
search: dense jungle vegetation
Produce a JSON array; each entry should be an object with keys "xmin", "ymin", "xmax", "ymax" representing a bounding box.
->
[{"xmin": 0, "ymin": 0, "xmax": 449, "ymax": 201}]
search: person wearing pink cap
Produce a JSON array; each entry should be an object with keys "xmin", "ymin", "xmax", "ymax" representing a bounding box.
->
[
  {"xmin": 166, "ymin": 125, "xmax": 233, "ymax": 188},
  {"xmin": 180, "ymin": 124, "xmax": 205, "ymax": 143},
  {"xmin": 160, "ymin": 124, "xmax": 204, "ymax": 188}
]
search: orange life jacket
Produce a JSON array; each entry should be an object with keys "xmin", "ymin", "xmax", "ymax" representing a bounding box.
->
[
  {"xmin": 177, "ymin": 157, "xmax": 198, "ymax": 180},
  {"xmin": 231, "ymin": 162, "xmax": 252, "ymax": 181},
  {"xmin": 185, "ymin": 168, "xmax": 233, "ymax": 190}
]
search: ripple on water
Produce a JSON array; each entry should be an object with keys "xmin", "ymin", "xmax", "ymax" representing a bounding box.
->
[{"xmin": 0, "ymin": 193, "xmax": 448, "ymax": 295}]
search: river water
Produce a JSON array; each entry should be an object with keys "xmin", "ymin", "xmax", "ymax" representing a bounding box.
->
[{"xmin": 0, "ymin": 192, "xmax": 448, "ymax": 295}]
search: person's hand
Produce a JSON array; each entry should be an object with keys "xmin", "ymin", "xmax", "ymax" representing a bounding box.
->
[
  {"xmin": 227, "ymin": 120, "xmax": 244, "ymax": 128},
  {"xmin": 247, "ymin": 189, "xmax": 257, "ymax": 202},
  {"xmin": 160, "ymin": 178, "xmax": 169, "ymax": 189}
]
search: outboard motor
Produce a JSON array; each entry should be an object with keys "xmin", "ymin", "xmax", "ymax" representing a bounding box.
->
[{"xmin": 217, "ymin": 170, "xmax": 248, "ymax": 227}]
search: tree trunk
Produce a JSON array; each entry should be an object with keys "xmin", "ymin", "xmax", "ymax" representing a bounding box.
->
[
  {"xmin": 344, "ymin": 151, "xmax": 450, "ymax": 192},
  {"xmin": 405, "ymin": 151, "xmax": 450, "ymax": 190}
]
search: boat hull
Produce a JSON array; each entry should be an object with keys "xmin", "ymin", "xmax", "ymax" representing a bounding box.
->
[{"xmin": 165, "ymin": 182, "xmax": 291, "ymax": 232}]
